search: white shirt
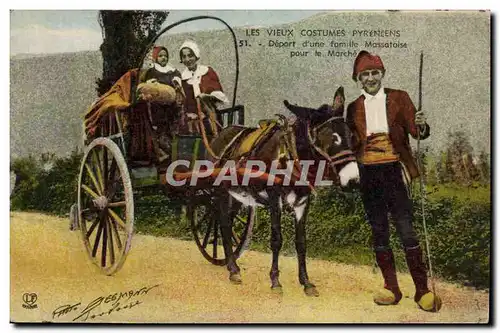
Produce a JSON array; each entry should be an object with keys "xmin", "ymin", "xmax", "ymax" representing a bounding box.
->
[{"xmin": 362, "ymin": 87, "xmax": 389, "ymax": 136}]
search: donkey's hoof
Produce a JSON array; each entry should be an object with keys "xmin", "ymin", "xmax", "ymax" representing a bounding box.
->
[
  {"xmin": 271, "ymin": 283, "xmax": 283, "ymax": 293},
  {"xmin": 304, "ymin": 284, "xmax": 319, "ymax": 297},
  {"xmin": 229, "ymin": 273, "xmax": 242, "ymax": 284}
]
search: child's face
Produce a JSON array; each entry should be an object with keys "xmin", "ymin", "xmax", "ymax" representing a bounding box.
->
[{"xmin": 156, "ymin": 50, "xmax": 168, "ymax": 66}]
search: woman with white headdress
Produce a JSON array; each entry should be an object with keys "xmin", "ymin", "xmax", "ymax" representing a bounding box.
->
[{"xmin": 179, "ymin": 40, "xmax": 229, "ymax": 134}]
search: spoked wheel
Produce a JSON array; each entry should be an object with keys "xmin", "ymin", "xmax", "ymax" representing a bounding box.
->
[
  {"xmin": 78, "ymin": 137, "xmax": 134, "ymax": 275},
  {"xmin": 189, "ymin": 196, "xmax": 255, "ymax": 266}
]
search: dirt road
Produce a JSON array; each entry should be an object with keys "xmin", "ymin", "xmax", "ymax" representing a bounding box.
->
[{"xmin": 10, "ymin": 212, "xmax": 489, "ymax": 323}]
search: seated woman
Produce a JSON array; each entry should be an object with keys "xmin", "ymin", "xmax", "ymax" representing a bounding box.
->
[
  {"xmin": 178, "ymin": 40, "xmax": 229, "ymax": 135},
  {"xmin": 139, "ymin": 46, "xmax": 184, "ymax": 162}
]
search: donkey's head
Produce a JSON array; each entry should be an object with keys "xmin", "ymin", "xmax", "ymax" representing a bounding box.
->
[{"xmin": 284, "ymin": 87, "xmax": 359, "ymax": 188}]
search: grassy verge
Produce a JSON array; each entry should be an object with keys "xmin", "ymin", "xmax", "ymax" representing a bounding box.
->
[{"xmin": 427, "ymin": 183, "xmax": 491, "ymax": 203}]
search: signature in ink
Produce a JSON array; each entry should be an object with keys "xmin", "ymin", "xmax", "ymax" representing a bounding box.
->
[
  {"xmin": 52, "ymin": 302, "xmax": 81, "ymax": 319},
  {"xmin": 72, "ymin": 298, "xmax": 142, "ymax": 322},
  {"xmin": 51, "ymin": 284, "xmax": 160, "ymax": 322}
]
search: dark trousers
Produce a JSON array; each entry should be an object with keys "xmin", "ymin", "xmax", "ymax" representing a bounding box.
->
[{"xmin": 359, "ymin": 162, "xmax": 419, "ymax": 250}]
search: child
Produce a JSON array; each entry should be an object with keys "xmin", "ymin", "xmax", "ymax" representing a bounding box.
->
[
  {"xmin": 140, "ymin": 46, "xmax": 184, "ymax": 163},
  {"xmin": 143, "ymin": 46, "xmax": 182, "ymax": 89}
]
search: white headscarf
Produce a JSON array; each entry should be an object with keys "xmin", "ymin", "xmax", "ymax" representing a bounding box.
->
[{"xmin": 179, "ymin": 40, "xmax": 200, "ymax": 59}]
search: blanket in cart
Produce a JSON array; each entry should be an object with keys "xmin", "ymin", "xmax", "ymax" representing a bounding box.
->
[{"xmin": 83, "ymin": 69, "xmax": 139, "ymax": 137}]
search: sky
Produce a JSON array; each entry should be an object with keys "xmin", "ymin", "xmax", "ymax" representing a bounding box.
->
[{"xmin": 10, "ymin": 10, "xmax": 325, "ymax": 56}]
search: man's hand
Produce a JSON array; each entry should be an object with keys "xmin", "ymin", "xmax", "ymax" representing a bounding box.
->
[{"xmin": 415, "ymin": 111, "xmax": 427, "ymax": 126}]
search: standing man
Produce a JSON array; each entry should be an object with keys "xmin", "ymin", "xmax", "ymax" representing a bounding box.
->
[{"xmin": 346, "ymin": 50, "xmax": 441, "ymax": 312}]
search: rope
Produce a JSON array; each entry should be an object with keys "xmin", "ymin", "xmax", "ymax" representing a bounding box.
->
[
  {"xmin": 196, "ymin": 98, "xmax": 220, "ymax": 160},
  {"xmin": 200, "ymin": 97, "xmax": 222, "ymax": 135}
]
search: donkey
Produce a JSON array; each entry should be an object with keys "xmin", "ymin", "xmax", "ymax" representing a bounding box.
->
[{"xmin": 208, "ymin": 87, "xmax": 360, "ymax": 296}]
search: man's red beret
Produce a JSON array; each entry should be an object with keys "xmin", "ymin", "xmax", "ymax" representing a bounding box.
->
[{"xmin": 352, "ymin": 50, "xmax": 385, "ymax": 81}]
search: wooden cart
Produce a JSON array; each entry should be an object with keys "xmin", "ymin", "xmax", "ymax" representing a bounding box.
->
[{"xmin": 72, "ymin": 16, "xmax": 256, "ymax": 275}]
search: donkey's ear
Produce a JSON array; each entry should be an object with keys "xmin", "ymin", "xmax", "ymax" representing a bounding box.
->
[
  {"xmin": 332, "ymin": 86, "xmax": 345, "ymax": 116},
  {"xmin": 284, "ymin": 100, "xmax": 308, "ymax": 119},
  {"xmin": 333, "ymin": 86, "xmax": 345, "ymax": 107},
  {"xmin": 335, "ymin": 86, "xmax": 345, "ymax": 98}
]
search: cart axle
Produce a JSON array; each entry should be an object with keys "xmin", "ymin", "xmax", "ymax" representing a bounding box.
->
[{"xmin": 92, "ymin": 196, "xmax": 109, "ymax": 210}]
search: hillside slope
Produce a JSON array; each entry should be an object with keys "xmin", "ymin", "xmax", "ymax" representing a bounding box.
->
[{"xmin": 10, "ymin": 11, "xmax": 490, "ymax": 159}]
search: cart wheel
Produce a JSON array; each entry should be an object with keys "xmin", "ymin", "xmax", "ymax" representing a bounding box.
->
[
  {"xmin": 78, "ymin": 137, "xmax": 134, "ymax": 275},
  {"xmin": 189, "ymin": 199, "xmax": 255, "ymax": 266}
]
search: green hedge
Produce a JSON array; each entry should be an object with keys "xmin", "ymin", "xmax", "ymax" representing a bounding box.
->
[
  {"xmin": 10, "ymin": 153, "xmax": 490, "ymax": 289},
  {"xmin": 10, "ymin": 151, "xmax": 81, "ymax": 216},
  {"xmin": 248, "ymin": 187, "xmax": 491, "ymax": 289}
]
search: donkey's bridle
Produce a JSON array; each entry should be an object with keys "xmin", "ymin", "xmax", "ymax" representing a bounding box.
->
[
  {"xmin": 306, "ymin": 116, "xmax": 356, "ymax": 181},
  {"xmin": 313, "ymin": 115, "xmax": 344, "ymax": 132}
]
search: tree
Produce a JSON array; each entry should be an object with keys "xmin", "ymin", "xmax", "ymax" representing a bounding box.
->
[
  {"xmin": 96, "ymin": 10, "xmax": 169, "ymax": 96},
  {"xmin": 436, "ymin": 151, "xmax": 449, "ymax": 184},
  {"xmin": 476, "ymin": 151, "xmax": 491, "ymax": 183},
  {"xmin": 445, "ymin": 130, "xmax": 476, "ymax": 184},
  {"xmin": 424, "ymin": 153, "xmax": 439, "ymax": 185}
]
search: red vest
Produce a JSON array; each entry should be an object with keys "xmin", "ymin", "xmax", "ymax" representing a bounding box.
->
[{"xmin": 346, "ymin": 88, "xmax": 430, "ymax": 179}]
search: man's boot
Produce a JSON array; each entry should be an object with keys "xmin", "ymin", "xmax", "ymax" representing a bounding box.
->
[
  {"xmin": 374, "ymin": 248, "xmax": 403, "ymax": 305},
  {"xmin": 405, "ymin": 246, "xmax": 442, "ymax": 312}
]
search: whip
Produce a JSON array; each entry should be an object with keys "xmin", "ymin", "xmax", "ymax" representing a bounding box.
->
[{"xmin": 416, "ymin": 51, "xmax": 438, "ymax": 309}]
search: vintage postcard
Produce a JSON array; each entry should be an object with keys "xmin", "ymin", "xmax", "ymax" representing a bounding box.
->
[{"xmin": 9, "ymin": 10, "xmax": 490, "ymax": 324}]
